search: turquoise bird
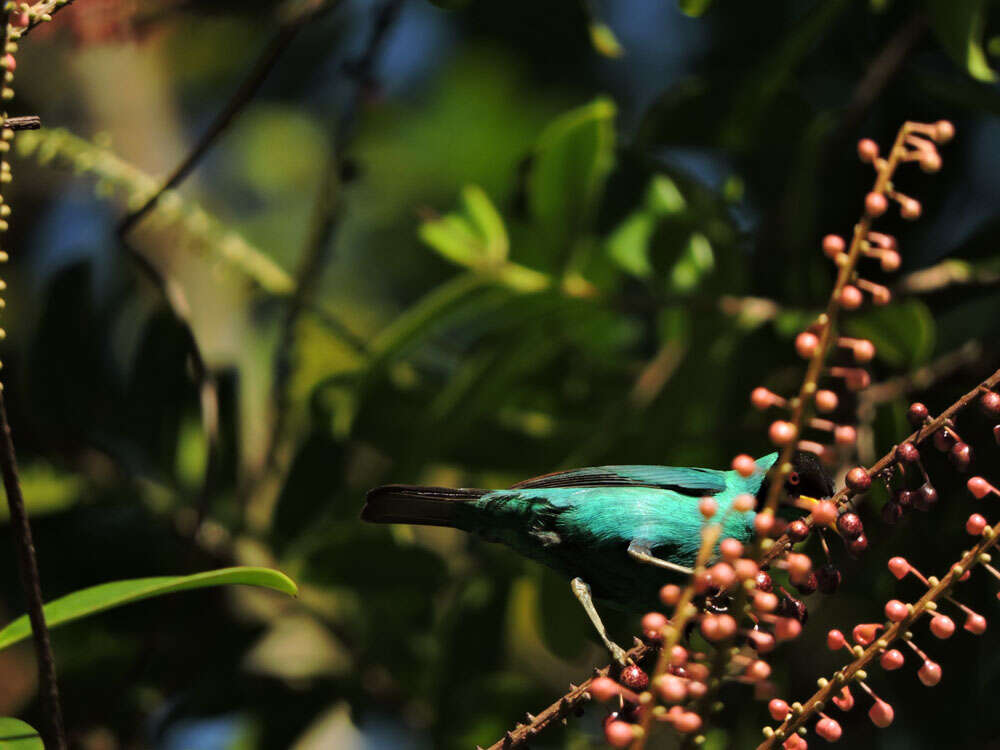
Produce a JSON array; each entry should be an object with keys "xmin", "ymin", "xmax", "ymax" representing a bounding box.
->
[{"xmin": 361, "ymin": 450, "xmax": 833, "ymax": 663}]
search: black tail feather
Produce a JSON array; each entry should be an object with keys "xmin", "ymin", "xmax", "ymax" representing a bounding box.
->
[{"xmin": 361, "ymin": 485, "xmax": 485, "ymax": 528}]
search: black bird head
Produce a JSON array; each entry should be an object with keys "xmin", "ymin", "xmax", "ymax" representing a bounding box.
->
[{"xmin": 757, "ymin": 450, "xmax": 835, "ymax": 503}]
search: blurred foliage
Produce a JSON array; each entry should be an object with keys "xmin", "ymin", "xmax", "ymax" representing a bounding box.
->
[{"xmin": 2, "ymin": 1, "xmax": 1000, "ymax": 749}]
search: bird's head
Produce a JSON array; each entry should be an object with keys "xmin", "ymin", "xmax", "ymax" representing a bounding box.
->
[{"xmin": 756, "ymin": 450, "xmax": 835, "ymax": 504}]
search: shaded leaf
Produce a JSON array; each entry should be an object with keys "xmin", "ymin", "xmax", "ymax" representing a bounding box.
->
[
  {"xmin": 928, "ymin": 0, "xmax": 997, "ymax": 82},
  {"xmin": 0, "ymin": 568, "xmax": 298, "ymax": 652},
  {"xmin": 843, "ymin": 299, "xmax": 935, "ymax": 368},
  {"xmin": 678, "ymin": 0, "xmax": 713, "ymax": 16},
  {"xmin": 589, "ymin": 22, "xmax": 624, "ymax": 58}
]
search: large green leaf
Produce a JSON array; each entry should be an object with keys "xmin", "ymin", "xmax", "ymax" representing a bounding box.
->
[
  {"xmin": 843, "ymin": 299, "xmax": 936, "ymax": 368},
  {"xmin": 0, "ymin": 718, "xmax": 42, "ymax": 749},
  {"xmin": 928, "ymin": 0, "xmax": 997, "ymax": 82},
  {"xmin": 527, "ymin": 98, "xmax": 617, "ymax": 263},
  {"xmin": 0, "ymin": 568, "xmax": 297, "ymax": 652}
]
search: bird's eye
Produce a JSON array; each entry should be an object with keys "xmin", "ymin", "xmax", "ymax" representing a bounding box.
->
[{"xmin": 788, "ymin": 472, "xmax": 801, "ymax": 485}]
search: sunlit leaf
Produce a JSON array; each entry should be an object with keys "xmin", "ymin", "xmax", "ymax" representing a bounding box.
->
[
  {"xmin": 0, "ymin": 568, "xmax": 298, "ymax": 652},
  {"xmin": 589, "ymin": 22, "xmax": 624, "ymax": 58},
  {"xmin": 678, "ymin": 0, "xmax": 713, "ymax": 16},
  {"xmin": 0, "ymin": 718, "xmax": 42, "ymax": 749},
  {"xmin": 928, "ymin": 0, "xmax": 997, "ymax": 82}
]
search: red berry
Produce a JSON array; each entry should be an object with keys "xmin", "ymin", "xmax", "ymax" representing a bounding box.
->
[
  {"xmin": 896, "ymin": 442, "xmax": 919, "ymax": 463},
  {"xmin": 796, "ymin": 332, "xmax": 820, "ymax": 359},
  {"xmin": 10, "ymin": 11, "xmax": 29, "ymax": 28},
  {"xmin": 848, "ymin": 533, "xmax": 868, "ymax": 555},
  {"xmin": 949, "ymin": 441, "xmax": 972, "ymax": 471},
  {"xmin": 755, "ymin": 570, "xmax": 773, "ymax": 593},
  {"xmin": 918, "ymin": 660, "xmax": 942, "ymax": 686},
  {"xmin": 933, "ymin": 428, "xmax": 956, "ymax": 452},
  {"xmin": 880, "ymin": 649, "xmax": 904, "ymax": 670},
  {"xmin": 816, "ymin": 717, "xmax": 842, "ymax": 742},
  {"xmin": 888, "ymin": 557, "xmax": 909, "ymax": 579},
  {"xmin": 894, "ymin": 489, "xmax": 914, "ymax": 510},
  {"xmin": 620, "ymin": 664, "xmax": 649, "ymax": 690},
  {"xmin": 869, "ymin": 699, "xmax": 895, "ymax": 728},
  {"xmin": 930, "ymin": 615, "xmax": 955, "ymax": 639},
  {"xmin": 967, "ymin": 513, "xmax": 988, "ymax": 536},
  {"xmin": 907, "ymin": 402, "xmax": 929, "ymax": 425},
  {"xmin": 840, "ymin": 284, "xmax": 863, "ymax": 309},
  {"xmin": 880, "ymin": 249, "xmax": 902, "ymax": 272},
  {"xmin": 788, "ymin": 519, "xmax": 810, "ymax": 542},
  {"xmin": 980, "ymin": 391, "xmax": 1000, "ymax": 419},
  {"xmin": 884, "ymin": 599, "xmax": 908, "ymax": 622},
  {"xmin": 866, "ymin": 191, "xmax": 889, "ymax": 216},
  {"xmin": 769, "ymin": 698, "xmax": 790, "ymax": 721},
  {"xmin": 846, "ymin": 467, "xmax": 871, "ymax": 491},
  {"xmin": 1, "ymin": 54, "xmax": 15, "ymax": 72},
  {"xmin": 968, "ymin": 476, "xmax": 992, "ymax": 499},
  {"xmin": 900, "ymin": 198, "xmax": 922, "ymax": 220},
  {"xmin": 857, "ymin": 138, "xmax": 879, "ymax": 163},
  {"xmin": 836, "ymin": 512, "xmax": 863, "ymax": 539},
  {"xmin": 881, "ymin": 500, "xmax": 903, "ymax": 525}
]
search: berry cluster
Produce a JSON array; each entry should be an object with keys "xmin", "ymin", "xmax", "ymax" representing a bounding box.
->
[{"xmin": 761, "ymin": 391, "xmax": 1000, "ymax": 747}]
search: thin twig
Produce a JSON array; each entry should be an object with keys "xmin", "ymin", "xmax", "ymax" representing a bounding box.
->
[
  {"xmin": 0, "ymin": 391, "xmax": 67, "ymax": 750},
  {"xmin": 117, "ymin": 0, "xmax": 339, "ymax": 237},
  {"xmin": 17, "ymin": 0, "xmax": 78, "ymax": 37},
  {"xmin": 264, "ymin": 0, "xmax": 404, "ymax": 472},
  {"xmin": 4, "ymin": 115, "xmax": 39, "ymax": 130}
]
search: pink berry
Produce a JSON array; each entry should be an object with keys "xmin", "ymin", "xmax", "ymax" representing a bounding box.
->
[
  {"xmin": 641, "ymin": 611, "xmax": 668, "ymax": 633},
  {"xmin": 754, "ymin": 591, "xmax": 778, "ymax": 613},
  {"xmin": 857, "ymin": 138, "xmax": 879, "ymax": 163},
  {"xmin": 674, "ymin": 712, "xmax": 702, "ymax": 733},
  {"xmin": 720, "ymin": 538, "xmax": 743, "ymax": 559},
  {"xmin": 769, "ymin": 698, "xmax": 790, "ymax": 721},
  {"xmin": 734, "ymin": 558, "xmax": 759, "ymax": 580},
  {"xmin": 755, "ymin": 512, "xmax": 775, "ymax": 535},
  {"xmin": 964, "ymin": 612, "xmax": 987, "ymax": 635},
  {"xmin": 796, "ymin": 332, "xmax": 820, "ymax": 359},
  {"xmin": 699, "ymin": 496, "xmax": 717, "ymax": 518},
  {"xmin": 918, "ymin": 660, "xmax": 942, "ymax": 686},
  {"xmin": 966, "ymin": 513, "xmax": 987, "ymax": 536},
  {"xmin": 604, "ymin": 720, "xmax": 634, "ymax": 748},
  {"xmin": 811, "ymin": 501, "xmax": 838, "ymax": 526},
  {"xmin": 815, "ymin": 389, "xmax": 838, "ymax": 412},
  {"xmin": 732, "ymin": 454, "xmax": 756, "ymax": 477},
  {"xmin": 880, "ymin": 249, "xmax": 901, "ymax": 272},
  {"xmin": 815, "ymin": 717, "xmax": 842, "ymax": 742},
  {"xmin": 884, "ymin": 599, "xmax": 908, "ymax": 622},
  {"xmin": 869, "ymin": 699, "xmax": 894, "ymax": 728},
  {"xmin": 865, "ymin": 191, "xmax": 888, "ymax": 217},
  {"xmin": 968, "ymin": 476, "xmax": 992, "ymax": 499},
  {"xmin": 733, "ymin": 493, "xmax": 756, "ymax": 512},
  {"xmin": 786, "ymin": 553, "xmax": 812, "ymax": 577},
  {"xmin": 669, "ymin": 645, "xmax": 688, "ymax": 666},
  {"xmin": 852, "ymin": 623, "xmax": 882, "ymax": 646},
  {"xmin": 589, "ymin": 676, "xmax": 620, "ymax": 702},
  {"xmin": 769, "ymin": 420, "xmax": 797, "ymax": 446},
  {"xmin": 752, "ymin": 387, "xmax": 776, "ymax": 410},
  {"xmin": 749, "ymin": 630, "xmax": 776, "ymax": 653},
  {"xmin": 10, "ymin": 11, "xmax": 29, "ymax": 28},
  {"xmin": 659, "ymin": 584, "xmax": 681, "ymax": 606},
  {"xmin": 657, "ymin": 674, "xmax": 687, "ymax": 703},
  {"xmin": 888, "ymin": 557, "xmax": 909, "ymax": 580},
  {"xmin": 1, "ymin": 54, "xmax": 15, "ymax": 72},
  {"xmin": 775, "ymin": 617, "xmax": 801, "ymax": 641},
  {"xmin": 746, "ymin": 659, "xmax": 771, "ymax": 681},
  {"xmin": 709, "ymin": 562, "xmax": 736, "ymax": 590},
  {"xmin": 826, "ymin": 629, "xmax": 846, "ymax": 650},
  {"xmin": 934, "ymin": 120, "xmax": 955, "ymax": 143},
  {"xmin": 880, "ymin": 649, "xmax": 904, "ymax": 670},
  {"xmin": 852, "ymin": 339, "xmax": 875, "ymax": 362},
  {"xmin": 920, "ymin": 151, "xmax": 942, "ymax": 173},
  {"xmin": 822, "ymin": 234, "xmax": 846, "ymax": 259},
  {"xmin": 832, "ymin": 686, "xmax": 854, "ymax": 711},
  {"xmin": 834, "ymin": 425, "xmax": 857, "ymax": 445},
  {"xmin": 840, "ymin": 285, "xmax": 863, "ymax": 309},
  {"xmin": 930, "ymin": 614, "xmax": 955, "ymax": 639},
  {"xmin": 900, "ymin": 198, "xmax": 921, "ymax": 220}
]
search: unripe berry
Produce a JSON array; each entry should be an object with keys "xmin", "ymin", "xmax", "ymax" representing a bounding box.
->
[
  {"xmin": 865, "ymin": 191, "xmax": 888, "ymax": 217},
  {"xmin": 709, "ymin": 562, "xmax": 736, "ymax": 590},
  {"xmin": 720, "ymin": 537, "xmax": 743, "ymax": 559},
  {"xmin": 815, "ymin": 717, "xmax": 842, "ymax": 742},
  {"xmin": 834, "ymin": 425, "xmax": 857, "ymax": 445},
  {"xmin": 590, "ymin": 676, "xmax": 620, "ymax": 702},
  {"xmin": 896, "ymin": 442, "xmax": 920, "ymax": 463},
  {"xmin": 880, "ymin": 249, "xmax": 902, "ymax": 272},
  {"xmin": 888, "ymin": 557, "xmax": 910, "ymax": 579},
  {"xmin": 769, "ymin": 420, "xmax": 797, "ymax": 446},
  {"xmin": 880, "ymin": 649, "xmax": 904, "ymax": 670},
  {"xmin": 732, "ymin": 454, "xmax": 757, "ymax": 477},
  {"xmin": 907, "ymin": 402, "xmax": 929, "ymax": 425},
  {"xmin": 846, "ymin": 467, "xmax": 871, "ymax": 491},
  {"xmin": 884, "ymin": 599, "xmax": 907, "ymax": 622},
  {"xmin": 755, "ymin": 512, "xmax": 775, "ymax": 535},
  {"xmin": 822, "ymin": 234, "xmax": 846, "ymax": 259},
  {"xmin": 769, "ymin": 698, "xmax": 790, "ymax": 721},
  {"xmin": 10, "ymin": 11, "xmax": 29, "ymax": 28},
  {"xmin": 754, "ymin": 591, "xmax": 779, "ymax": 612},
  {"xmin": 746, "ymin": 659, "xmax": 771, "ymax": 681},
  {"xmin": 796, "ymin": 331, "xmax": 820, "ymax": 359},
  {"xmin": 775, "ymin": 617, "xmax": 801, "ymax": 641},
  {"xmin": 840, "ymin": 284, "xmax": 863, "ymax": 309},
  {"xmin": 980, "ymin": 390, "xmax": 1000, "ymax": 419},
  {"xmin": 964, "ymin": 612, "xmax": 987, "ymax": 635},
  {"xmin": 930, "ymin": 614, "xmax": 955, "ymax": 639},
  {"xmin": 827, "ymin": 629, "xmax": 846, "ymax": 650},
  {"xmin": 735, "ymin": 558, "xmax": 759, "ymax": 581},
  {"xmin": 748, "ymin": 629, "xmax": 775, "ymax": 654},
  {"xmin": 852, "ymin": 339, "xmax": 875, "ymax": 362},
  {"xmin": 815, "ymin": 389, "xmax": 838, "ymax": 412},
  {"xmin": 660, "ymin": 584, "xmax": 681, "ymax": 606},
  {"xmin": 918, "ymin": 660, "xmax": 942, "ymax": 686},
  {"xmin": 852, "ymin": 623, "xmax": 883, "ymax": 645},
  {"xmin": 674, "ymin": 712, "xmax": 702, "ymax": 734},
  {"xmin": 604, "ymin": 720, "xmax": 634, "ymax": 748},
  {"xmin": 869, "ymin": 699, "xmax": 894, "ymax": 728},
  {"xmin": 657, "ymin": 674, "xmax": 687, "ymax": 703},
  {"xmin": 920, "ymin": 150, "xmax": 942, "ymax": 173},
  {"xmin": 786, "ymin": 553, "xmax": 812, "ymax": 577},
  {"xmin": 836, "ymin": 512, "xmax": 863, "ymax": 539},
  {"xmin": 0, "ymin": 55, "xmax": 15, "ymax": 72},
  {"xmin": 900, "ymin": 198, "xmax": 921, "ymax": 220},
  {"xmin": 832, "ymin": 686, "xmax": 854, "ymax": 712},
  {"xmin": 934, "ymin": 120, "xmax": 955, "ymax": 143},
  {"xmin": 967, "ymin": 513, "xmax": 987, "ymax": 536},
  {"xmin": 641, "ymin": 611, "xmax": 668, "ymax": 633},
  {"xmin": 752, "ymin": 387, "xmax": 777, "ymax": 410},
  {"xmin": 699, "ymin": 497, "xmax": 717, "ymax": 518},
  {"xmin": 857, "ymin": 138, "xmax": 879, "ymax": 163},
  {"xmin": 733, "ymin": 493, "xmax": 756, "ymax": 512}
]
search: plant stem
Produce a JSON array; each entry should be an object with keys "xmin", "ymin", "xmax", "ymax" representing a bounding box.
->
[{"xmin": 0, "ymin": 390, "xmax": 66, "ymax": 750}]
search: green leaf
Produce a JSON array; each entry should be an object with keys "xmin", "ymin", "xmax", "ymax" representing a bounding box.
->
[
  {"xmin": 678, "ymin": 0, "xmax": 713, "ymax": 16},
  {"xmin": 843, "ymin": 299, "xmax": 936, "ymax": 368},
  {"xmin": 418, "ymin": 185, "xmax": 508, "ymax": 268},
  {"xmin": 527, "ymin": 98, "xmax": 617, "ymax": 263},
  {"xmin": 606, "ymin": 175, "xmax": 686, "ymax": 278},
  {"xmin": 589, "ymin": 22, "xmax": 624, "ymax": 58},
  {"xmin": 928, "ymin": 0, "xmax": 997, "ymax": 82},
  {"xmin": 0, "ymin": 718, "xmax": 42, "ymax": 749},
  {"xmin": 669, "ymin": 232, "xmax": 715, "ymax": 292},
  {"xmin": 0, "ymin": 568, "xmax": 297, "ymax": 652}
]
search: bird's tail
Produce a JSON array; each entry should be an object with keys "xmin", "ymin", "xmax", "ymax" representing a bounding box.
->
[{"xmin": 361, "ymin": 485, "xmax": 486, "ymax": 528}]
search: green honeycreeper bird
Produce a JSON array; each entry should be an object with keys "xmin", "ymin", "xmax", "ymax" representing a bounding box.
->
[{"xmin": 361, "ymin": 450, "xmax": 833, "ymax": 664}]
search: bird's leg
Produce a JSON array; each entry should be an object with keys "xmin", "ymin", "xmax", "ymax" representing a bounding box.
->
[
  {"xmin": 570, "ymin": 577, "xmax": 629, "ymax": 666},
  {"xmin": 627, "ymin": 540, "xmax": 694, "ymax": 576}
]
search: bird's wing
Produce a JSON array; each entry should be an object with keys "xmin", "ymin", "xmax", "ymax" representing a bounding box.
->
[{"xmin": 511, "ymin": 465, "xmax": 727, "ymax": 496}]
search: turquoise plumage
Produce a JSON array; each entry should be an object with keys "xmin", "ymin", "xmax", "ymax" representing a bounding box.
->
[{"xmin": 362, "ymin": 450, "xmax": 833, "ymax": 662}]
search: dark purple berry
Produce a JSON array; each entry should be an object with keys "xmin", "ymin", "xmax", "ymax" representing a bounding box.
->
[
  {"xmin": 933, "ymin": 428, "xmax": 956, "ymax": 452},
  {"xmin": 795, "ymin": 571, "xmax": 818, "ymax": 596},
  {"xmin": 846, "ymin": 467, "xmax": 871, "ymax": 492},
  {"xmin": 914, "ymin": 483, "xmax": 938, "ymax": 511},
  {"xmin": 894, "ymin": 489, "xmax": 914, "ymax": 510},
  {"xmin": 995, "ymin": 425, "xmax": 1000, "ymax": 446},
  {"xmin": 836, "ymin": 512, "xmax": 864, "ymax": 539},
  {"xmin": 847, "ymin": 533, "xmax": 868, "ymax": 555},
  {"xmin": 896, "ymin": 442, "xmax": 920, "ymax": 463},
  {"xmin": 788, "ymin": 519, "xmax": 811, "ymax": 542},
  {"xmin": 620, "ymin": 664, "xmax": 649, "ymax": 691},
  {"xmin": 981, "ymin": 391, "xmax": 1000, "ymax": 419},
  {"xmin": 817, "ymin": 564, "xmax": 842, "ymax": 594},
  {"xmin": 777, "ymin": 590, "xmax": 808, "ymax": 624},
  {"xmin": 950, "ymin": 441, "xmax": 972, "ymax": 472},
  {"xmin": 907, "ymin": 402, "xmax": 929, "ymax": 426},
  {"xmin": 882, "ymin": 501, "xmax": 903, "ymax": 525},
  {"xmin": 755, "ymin": 571, "xmax": 773, "ymax": 593}
]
